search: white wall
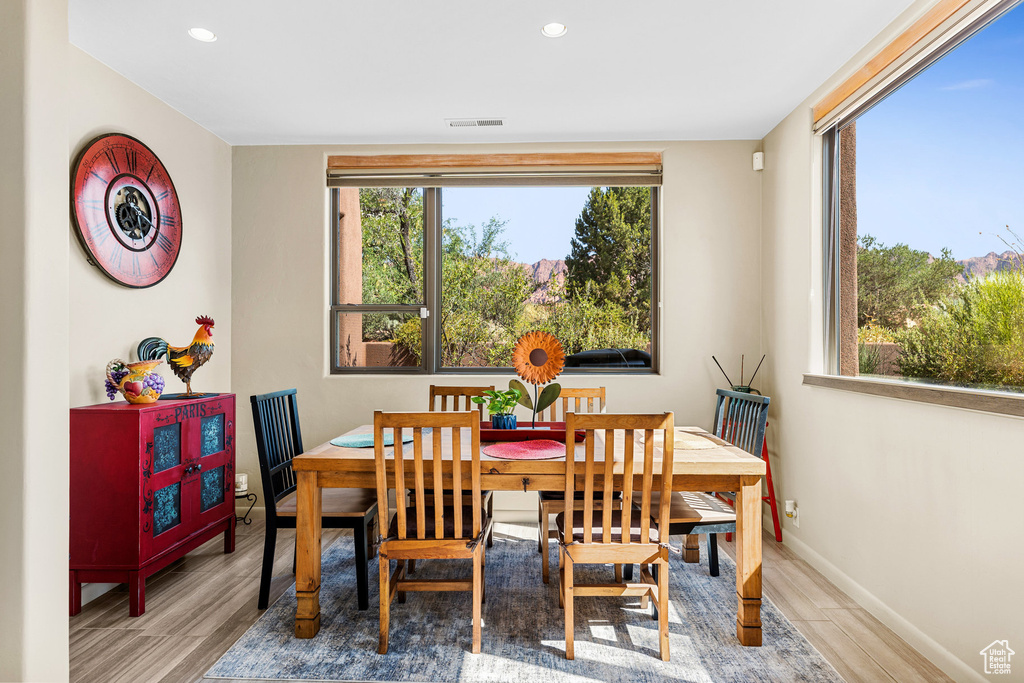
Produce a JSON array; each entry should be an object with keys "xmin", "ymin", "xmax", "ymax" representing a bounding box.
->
[
  {"xmin": 231, "ymin": 141, "xmax": 764, "ymax": 512},
  {"xmin": 69, "ymin": 46, "xmax": 233, "ymax": 409},
  {"xmin": 760, "ymin": 2, "xmax": 1024, "ymax": 680},
  {"xmin": 0, "ymin": 1, "xmax": 70, "ymax": 680},
  {"xmin": 66, "ymin": 46, "xmax": 233, "ymax": 607}
]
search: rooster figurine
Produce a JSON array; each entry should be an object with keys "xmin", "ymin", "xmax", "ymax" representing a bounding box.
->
[{"xmin": 138, "ymin": 316, "xmax": 215, "ymax": 397}]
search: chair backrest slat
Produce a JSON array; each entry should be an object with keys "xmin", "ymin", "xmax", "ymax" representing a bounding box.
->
[
  {"xmin": 565, "ymin": 412, "xmax": 674, "ymax": 546},
  {"xmin": 374, "ymin": 411, "xmax": 482, "ymax": 543},
  {"xmin": 712, "ymin": 389, "xmax": 771, "ymax": 460},
  {"xmin": 546, "ymin": 386, "xmax": 606, "ymax": 422},
  {"xmin": 582, "ymin": 433, "xmax": 595, "ymax": 543},
  {"xmin": 602, "ymin": 433, "xmax": 615, "ymax": 543},
  {"xmin": 429, "ymin": 385, "xmax": 494, "ymax": 418},
  {"xmin": 250, "ymin": 389, "xmax": 306, "ymax": 516}
]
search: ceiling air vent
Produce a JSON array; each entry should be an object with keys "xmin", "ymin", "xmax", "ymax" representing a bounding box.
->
[{"xmin": 445, "ymin": 118, "xmax": 504, "ymax": 128}]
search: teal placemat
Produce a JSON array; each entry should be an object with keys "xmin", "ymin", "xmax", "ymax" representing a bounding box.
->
[{"xmin": 330, "ymin": 431, "xmax": 419, "ymax": 448}]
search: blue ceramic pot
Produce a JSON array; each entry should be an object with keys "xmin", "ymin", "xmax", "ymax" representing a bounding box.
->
[{"xmin": 491, "ymin": 414, "xmax": 517, "ymax": 429}]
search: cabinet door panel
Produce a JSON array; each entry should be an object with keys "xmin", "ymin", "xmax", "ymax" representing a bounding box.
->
[
  {"xmin": 153, "ymin": 422, "xmax": 182, "ymax": 473},
  {"xmin": 141, "ymin": 407, "xmax": 192, "ymax": 559},
  {"xmin": 153, "ymin": 481, "xmax": 183, "ymax": 535},
  {"xmin": 200, "ymin": 465, "xmax": 226, "ymax": 512},
  {"xmin": 192, "ymin": 398, "xmax": 235, "ymax": 525}
]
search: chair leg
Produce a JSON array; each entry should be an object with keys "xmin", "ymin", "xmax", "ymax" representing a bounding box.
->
[
  {"xmin": 378, "ymin": 553, "xmax": 390, "ymax": 654},
  {"xmin": 472, "ymin": 547, "xmax": 483, "ymax": 654},
  {"xmin": 564, "ymin": 554, "xmax": 574, "ymax": 660},
  {"xmin": 407, "ymin": 559, "xmax": 415, "ymax": 576},
  {"xmin": 542, "ymin": 503, "xmax": 551, "ymax": 584},
  {"xmin": 614, "ymin": 563, "xmax": 623, "ymax": 583},
  {"xmin": 558, "ymin": 545, "xmax": 565, "ymax": 609},
  {"xmin": 708, "ymin": 533, "xmax": 720, "ymax": 577},
  {"xmin": 640, "ymin": 565, "xmax": 650, "ymax": 609},
  {"xmin": 657, "ymin": 558, "xmax": 670, "ymax": 661},
  {"xmin": 397, "ymin": 559, "xmax": 407, "ymax": 603},
  {"xmin": 537, "ymin": 497, "xmax": 545, "ymax": 553},
  {"xmin": 354, "ymin": 521, "xmax": 369, "ymax": 611},
  {"xmin": 486, "ymin": 492, "xmax": 494, "ymax": 548},
  {"xmin": 258, "ymin": 525, "xmax": 277, "ymax": 609}
]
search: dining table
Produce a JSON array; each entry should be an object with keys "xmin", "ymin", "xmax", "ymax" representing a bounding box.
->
[{"xmin": 292, "ymin": 422, "xmax": 767, "ymax": 647}]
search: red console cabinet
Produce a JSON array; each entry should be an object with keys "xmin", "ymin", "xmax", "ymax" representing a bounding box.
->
[{"xmin": 70, "ymin": 394, "xmax": 236, "ymax": 616}]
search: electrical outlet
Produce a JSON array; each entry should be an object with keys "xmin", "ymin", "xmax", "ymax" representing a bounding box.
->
[{"xmin": 785, "ymin": 499, "xmax": 799, "ymax": 528}]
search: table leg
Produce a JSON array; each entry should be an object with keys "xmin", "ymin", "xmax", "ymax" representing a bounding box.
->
[
  {"xmin": 295, "ymin": 471, "xmax": 322, "ymax": 638},
  {"xmin": 735, "ymin": 475, "xmax": 762, "ymax": 646}
]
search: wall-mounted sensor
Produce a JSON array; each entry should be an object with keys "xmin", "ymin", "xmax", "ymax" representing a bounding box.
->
[{"xmin": 753, "ymin": 152, "xmax": 765, "ymax": 171}]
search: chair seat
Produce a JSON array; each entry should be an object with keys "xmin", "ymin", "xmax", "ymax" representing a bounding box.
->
[
  {"xmin": 276, "ymin": 488, "xmax": 377, "ymax": 518},
  {"xmin": 642, "ymin": 491, "xmax": 735, "ymax": 526},
  {"xmin": 388, "ymin": 506, "xmax": 490, "ymax": 539},
  {"xmin": 555, "ymin": 508, "xmax": 660, "ymax": 544}
]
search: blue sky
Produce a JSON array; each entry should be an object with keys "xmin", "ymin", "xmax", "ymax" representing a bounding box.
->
[
  {"xmin": 856, "ymin": 2, "xmax": 1024, "ymax": 260},
  {"xmin": 442, "ymin": 186, "xmax": 592, "ymax": 264}
]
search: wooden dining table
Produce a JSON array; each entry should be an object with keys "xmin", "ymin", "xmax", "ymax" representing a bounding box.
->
[{"xmin": 292, "ymin": 423, "xmax": 767, "ymax": 646}]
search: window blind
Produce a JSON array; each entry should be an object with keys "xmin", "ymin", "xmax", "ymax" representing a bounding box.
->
[{"xmin": 325, "ymin": 153, "xmax": 662, "ymax": 187}]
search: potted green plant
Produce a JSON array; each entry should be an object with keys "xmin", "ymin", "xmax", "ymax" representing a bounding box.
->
[{"xmin": 471, "ymin": 388, "xmax": 521, "ymax": 429}]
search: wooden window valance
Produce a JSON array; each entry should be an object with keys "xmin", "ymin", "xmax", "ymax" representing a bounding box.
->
[
  {"xmin": 812, "ymin": 0, "xmax": 1013, "ymax": 132},
  {"xmin": 325, "ymin": 152, "xmax": 662, "ymax": 187}
]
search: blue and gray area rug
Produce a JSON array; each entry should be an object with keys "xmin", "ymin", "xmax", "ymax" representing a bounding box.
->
[{"xmin": 207, "ymin": 523, "xmax": 842, "ymax": 682}]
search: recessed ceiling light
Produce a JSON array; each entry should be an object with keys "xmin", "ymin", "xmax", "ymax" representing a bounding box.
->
[
  {"xmin": 188, "ymin": 27, "xmax": 218, "ymax": 43},
  {"xmin": 541, "ymin": 22, "xmax": 567, "ymax": 38}
]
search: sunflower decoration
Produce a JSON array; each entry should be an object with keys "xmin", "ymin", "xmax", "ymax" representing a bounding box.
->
[{"xmin": 509, "ymin": 330, "xmax": 565, "ymax": 426}]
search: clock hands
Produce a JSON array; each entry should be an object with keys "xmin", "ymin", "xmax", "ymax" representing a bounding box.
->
[{"xmin": 116, "ymin": 187, "xmax": 155, "ymax": 240}]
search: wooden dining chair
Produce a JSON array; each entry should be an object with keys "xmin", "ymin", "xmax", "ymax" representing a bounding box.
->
[
  {"xmin": 374, "ymin": 410, "xmax": 491, "ymax": 654},
  {"xmin": 537, "ymin": 386, "xmax": 606, "ymax": 583},
  {"xmin": 643, "ymin": 389, "xmax": 770, "ymax": 576},
  {"xmin": 251, "ymin": 389, "xmax": 378, "ymax": 610},
  {"xmin": 557, "ymin": 412, "xmax": 674, "ymax": 661},
  {"xmin": 428, "ymin": 385, "xmax": 494, "ymax": 548},
  {"xmin": 428, "ymin": 384, "xmax": 494, "ymax": 414}
]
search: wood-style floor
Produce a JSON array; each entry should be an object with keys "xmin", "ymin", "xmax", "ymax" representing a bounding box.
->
[{"xmin": 69, "ymin": 519, "xmax": 952, "ymax": 683}]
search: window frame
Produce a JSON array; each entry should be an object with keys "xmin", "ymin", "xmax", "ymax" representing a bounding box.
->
[
  {"xmin": 329, "ymin": 184, "xmax": 661, "ymax": 375},
  {"xmin": 819, "ymin": 0, "xmax": 1024, "ymax": 407}
]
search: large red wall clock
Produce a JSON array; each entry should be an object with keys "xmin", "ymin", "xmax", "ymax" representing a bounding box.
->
[{"xmin": 71, "ymin": 133, "xmax": 182, "ymax": 288}]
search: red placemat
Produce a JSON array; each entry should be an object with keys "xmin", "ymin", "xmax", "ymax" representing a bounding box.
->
[{"xmin": 482, "ymin": 439, "xmax": 566, "ymax": 460}]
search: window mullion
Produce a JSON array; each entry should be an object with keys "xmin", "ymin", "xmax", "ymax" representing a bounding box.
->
[{"xmin": 424, "ymin": 188, "xmax": 441, "ymax": 374}]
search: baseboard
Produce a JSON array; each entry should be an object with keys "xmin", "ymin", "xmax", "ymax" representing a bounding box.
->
[{"xmin": 782, "ymin": 533, "xmax": 983, "ymax": 683}]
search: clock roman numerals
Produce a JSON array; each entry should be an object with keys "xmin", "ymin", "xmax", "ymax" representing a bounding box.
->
[
  {"xmin": 125, "ymin": 147, "xmax": 138, "ymax": 174},
  {"xmin": 155, "ymin": 189, "xmax": 171, "ymax": 201},
  {"xmin": 155, "ymin": 231, "xmax": 175, "ymax": 255},
  {"xmin": 102, "ymin": 149, "xmax": 121, "ymax": 174}
]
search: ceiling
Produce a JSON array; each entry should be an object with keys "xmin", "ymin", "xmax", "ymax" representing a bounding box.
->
[{"xmin": 69, "ymin": 1, "xmax": 916, "ymax": 146}]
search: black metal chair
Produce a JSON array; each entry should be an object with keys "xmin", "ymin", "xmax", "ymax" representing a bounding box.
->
[
  {"xmin": 251, "ymin": 389, "xmax": 378, "ymax": 610},
  {"xmin": 645, "ymin": 389, "xmax": 770, "ymax": 576}
]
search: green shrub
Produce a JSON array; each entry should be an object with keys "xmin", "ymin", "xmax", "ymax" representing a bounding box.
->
[
  {"xmin": 897, "ymin": 269, "xmax": 1024, "ymax": 389},
  {"xmin": 858, "ymin": 343, "xmax": 883, "ymax": 375}
]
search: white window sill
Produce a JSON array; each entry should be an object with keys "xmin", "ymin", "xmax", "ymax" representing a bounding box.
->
[{"xmin": 802, "ymin": 374, "xmax": 1024, "ymax": 419}]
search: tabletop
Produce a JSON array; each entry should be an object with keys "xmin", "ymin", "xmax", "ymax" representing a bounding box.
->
[{"xmin": 294, "ymin": 424, "xmax": 766, "ymax": 480}]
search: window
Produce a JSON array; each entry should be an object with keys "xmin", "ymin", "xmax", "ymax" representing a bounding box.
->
[
  {"xmin": 823, "ymin": 1, "xmax": 1024, "ymax": 395},
  {"xmin": 328, "ymin": 157, "xmax": 660, "ymax": 374}
]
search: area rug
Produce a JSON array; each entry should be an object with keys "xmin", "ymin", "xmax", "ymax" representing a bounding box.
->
[{"xmin": 206, "ymin": 524, "xmax": 842, "ymax": 682}]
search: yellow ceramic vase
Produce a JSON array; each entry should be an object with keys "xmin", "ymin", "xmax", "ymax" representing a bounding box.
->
[{"xmin": 106, "ymin": 358, "xmax": 165, "ymax": 404}]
